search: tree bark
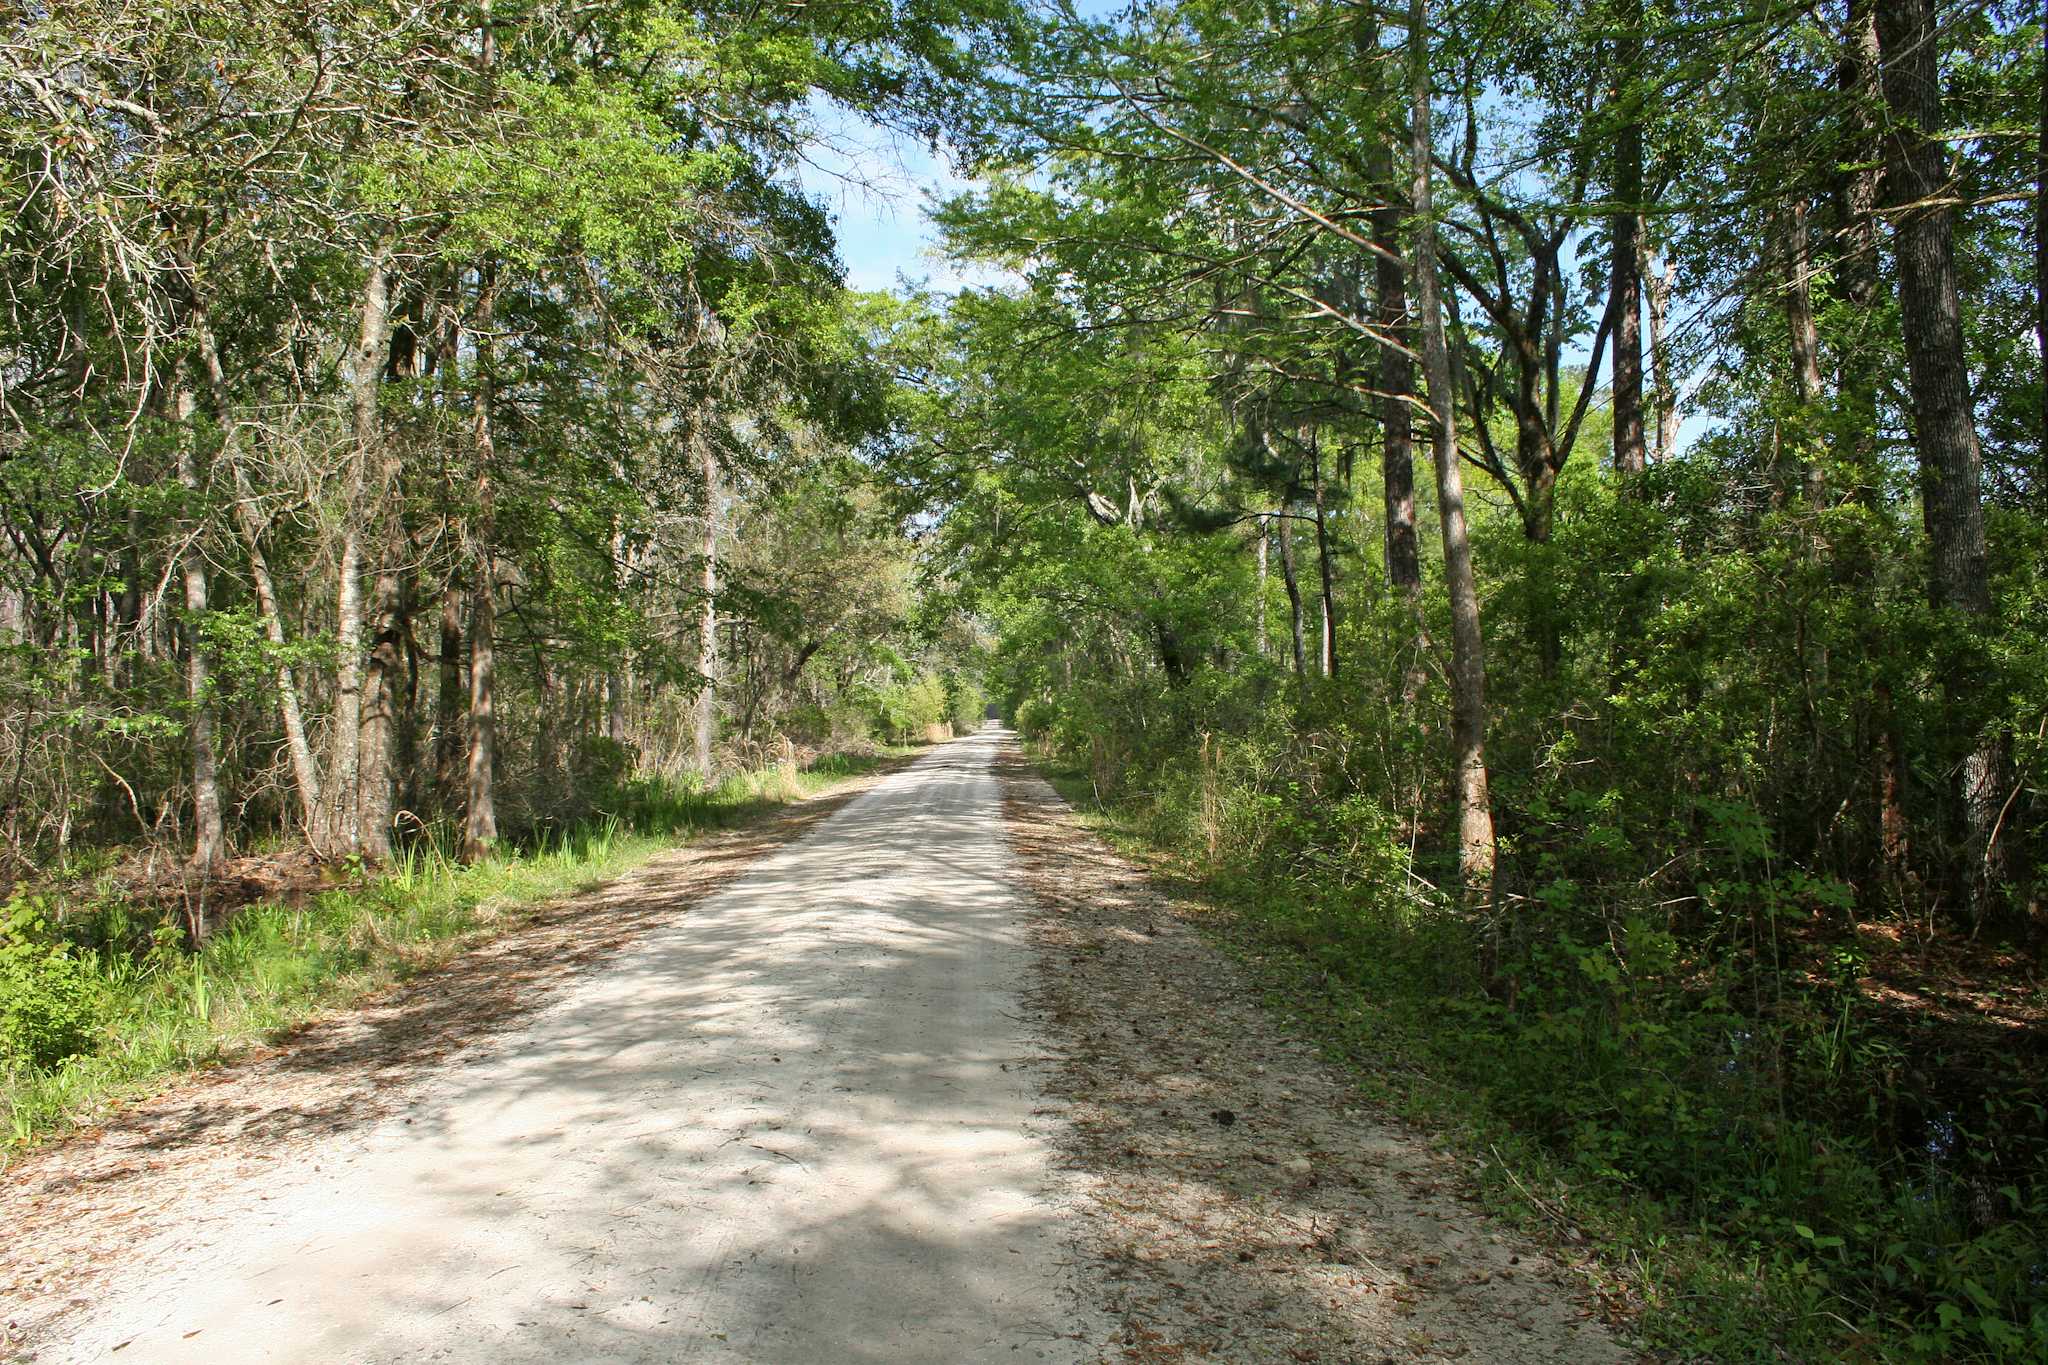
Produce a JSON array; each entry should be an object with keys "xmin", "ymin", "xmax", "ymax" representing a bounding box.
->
[
  {"xmin": 1642, "ymin": 233, "xmax": 1677, "ymax": 462},
  {"xmin": 2037, "ymin": 0, "xmax": 2046, "ymax": 470},
  {"xmin": 1609, "ymin": 0, "xmax": 1647, "ymax": 484},
  {"xmin": 1780, "ymin": 199, "xmax": 1826, "ymax": 502},
  {"xmin": 1369, "ymin": 150, "xmax": 1422, "ymax": 597},
  {"xmin": 1276, "ymin": 508, "xmax": 1308, "ymax": 683},
  {"xmin": 172, "ymin": 372, "xmax": 225, "ymax": 886},
  {"xmin": 693, "ymin": 429, "xmax": 720, "ymax": 778},
  {"xmin": 1309, "ymin": 433, "xmax": 1338, "ymax": 680},
  {"xmin": 435, "ymin": 577, "xmax": 465, "ymax": 810},
  {"xmin": 1833, "ymin": 0, "xmax": 1886, "ymax": 493},
  {"xmin": 1412, "ymin": 0, "xmax": 1496, "ymax": 903},
  {"xmin": 1876, "ymin": 0, "xmax": 2006, "ymax": 900},
  {"xmin": 462, "ymin": 269, "xmax": 501, "ymax": 863},
  {"xmin": 1254, "ymin": 516, "xmax": 1270, "ymax": 658},
  {"xmin": 329, "ymin": 238, "xmax": 394, "ymax": 854},
  {"xmin": 357, "ymin": 310, "xmax": 424, "ymax": 861}
]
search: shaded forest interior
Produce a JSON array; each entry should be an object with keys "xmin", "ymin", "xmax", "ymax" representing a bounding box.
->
[{"xmin": 4, "ymin": 0, "xmax": 2048, "ymax": 1358}]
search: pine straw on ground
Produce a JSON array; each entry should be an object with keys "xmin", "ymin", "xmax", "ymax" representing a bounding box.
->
[
  {"xmin": 0, "ymin": 762, "xmax": 907, "ymax": 1359},
  {"xmin": 1000, "ymin": 748, "xmax": 1641, "ymax": 1365}
]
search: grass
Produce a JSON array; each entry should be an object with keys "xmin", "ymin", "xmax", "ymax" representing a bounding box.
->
[{"xmin": 1, "ymin": 746, "xmax": 914, "ymax": 1160}]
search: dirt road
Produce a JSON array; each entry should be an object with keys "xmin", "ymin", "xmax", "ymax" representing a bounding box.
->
[
  {"xmin": 12, "ymin": 730, "xmax": 1630, "ymax": 1363},
  {"xmin": 25, "ymin": 731, "xmax": 1102, "ymax": 1363}
]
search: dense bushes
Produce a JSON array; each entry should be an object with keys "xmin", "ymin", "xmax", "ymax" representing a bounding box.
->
[{"xmin": 0, "ymin": 898, "xmax": 102, "ymax": 1073}]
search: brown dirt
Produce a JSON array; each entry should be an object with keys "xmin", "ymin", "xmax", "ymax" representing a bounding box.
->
[
  {"xmin": 0, "ymin": 760, "xmax": 910, "ymax": 1359},
  {"xmin": 1000, "ymin": 749, "xmax": 1641, "ymax": 1364}
]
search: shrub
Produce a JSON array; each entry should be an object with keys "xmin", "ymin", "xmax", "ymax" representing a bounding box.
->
[
  {"xmin": 1014, "ymin": 697, "xmax": 1057, "ymax": 741},
  {"xmin": 0, "ymin": 895, "xmax": 102, "ymax": 1072}
]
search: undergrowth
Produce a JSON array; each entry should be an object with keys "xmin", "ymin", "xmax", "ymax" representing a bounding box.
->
[{"xmin": 0, "ymin": 747, "xmax": 910, "ymax": 1159}]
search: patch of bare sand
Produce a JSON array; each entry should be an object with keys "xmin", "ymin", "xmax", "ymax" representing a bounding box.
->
[
  {"xmin": 1000, "ymin": 750, "xmax": 1639, "ymax": 1365},
  {"xmin": 0, "ymin": 763, "xmax": 906, "ymax": 1359}
]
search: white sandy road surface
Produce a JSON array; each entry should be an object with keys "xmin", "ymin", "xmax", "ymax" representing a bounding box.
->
[{"xmin": 36, "ymin": 729, "xmax": 1105, "ymax": 1363}]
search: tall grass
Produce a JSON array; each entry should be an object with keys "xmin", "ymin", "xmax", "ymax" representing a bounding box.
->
[{"xmin": 2, "ymin": 748, "xmax": 908, "ymax": 1157}]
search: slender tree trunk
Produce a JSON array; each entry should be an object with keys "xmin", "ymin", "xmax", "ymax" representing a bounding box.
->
[
  {"xmin": 1834, "ymin": 0, "xmax": 1886, "ymax": 494},
  {"xmin": 186, "ymin": 292, "xmax": 324, "ymax": 839},
  {"xmin": 436, "ymin": 578, "xmax": 465, "ymax": 809},
  {"xmin": 358, "ymin": 548, "xmax": 404, "ymax": 861},
  {"xmin": 465, "ymin": 567, "xmax": 497, "ymax": 861},
  {"xmin": 329, "ymin": 238, "xmax": 394, "ymax": 854},
  {"xmin": 693, "ymin": 430, "xmax": 720, "ymax": 777},
  {"xmin": 2037, "ymin": 0, "xmax": 2046, "ymax": 469},
  {"xmin": 1254, "ymin": 516, "xmax": 1270, "ymax": 658},
  {"xmin": 1310, "ymin": 434, "xmax": 1339, "ymax": 681},
  {"xmin": 1876, "ymin": 0, "xmax": 2006, "ymax": 902},
  {"xmin": 607, "ymin": 525, "xmax": 630, "ymax": 743},
  {"xmin": 358, "ymin": 317, "xmax": 422, "ymax": 861},
  {"xmin": 1610, "ymin": 0, "xmax": 1647, "ymax": 484},
  {"xmin": 1642, "ymin": 232, "xmax": 1677, "ymax": 462},
  {"xmin": 463, "ymin": 269, "xmax": 501, "ymax": 862},
  {"xmin": 1412, "ymin": 0, "xmax": 1496, "ymax": 903},
  {"xmin": 172, "ymin": 374, "xmax": 225, "ymax": 886},
  {"xmin": 1276, "ymin": 509, "xmax": 1308, "ymax": 683},
  {"xmin": 1780, "ymin": 200, "xmax": 1827, "ymax": 502},
  {"xmin": 230, "ymin": 472, "xmax": 322, "ymax": 838},
  {"xmin": 1874, "ymin": 681, "xmax": 1914, "ymax": 886},
  {"xmin": 1370, "ymin": 151, "xmax": 1422, "ymax": 597}
]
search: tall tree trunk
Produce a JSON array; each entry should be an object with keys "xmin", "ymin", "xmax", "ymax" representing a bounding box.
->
[
  {"xmin": 1310, "ymin": 434, "xmax": 1339, "ymax": 681},
  {"xmin": 1834, "ymin": 0, "xmax": 1886, "ymax": 494},
  {"xmin": 1876, "ymin": 0, "xmax": 2006, "ymax": 902},
  {"xmin": 1371, "ymin": 189, "xmax": 1433, "ymax": 703},
  {"xmin": 1412, "ymin": 0, "xmax": 1496, "ymax": 904},
  {"xmin": 186, "ymin": 290, "xmax": 323, "ymax": 838},
  {"xmin": 1276, "ymin": 509, "xmax": 1308, "ymax": 683},
  {"xmin": 693, "ymin": 430, "xmax": 720, "ymax": 777},
  {"xmin": 2037, "ymin": 0, "xmax": 2046, "ymax": 470},
  {"xmin": 435, "ymin": 577, "xmax": 465, "ymax": 809},
  {"xmin": 1610, "ymin": 0, "xmax": 1647, "ymax": 484},
  {"xmin": 229, "ymin": 473, "xmax": 322, "ymax": 839},
  {"xmin": 172, "ymin": 373, "xmax": 225, "ymax": 888},
  {"xmin": 1254, "ymin": 515, "xmax": 1270, "ymax": 658},
  {"xmin": 358, "ymin": 547, "xmax": 404, "ymax": 861},
  {"xmin": 1642, "ymin": 232, "xmax": 1677, "ymax": 462},
  {"xmin": 358, "ymin": 320, "xmax": 422, "ymax": 861},
  {"xmin": 463, "ymin": 269, "xmax": 501, "ymax": 863},
  {"xmin": 329, "ymin": 238, "xmax": 394, "ymax": 854},
  {"xmin": 607, "ymin": 524, "xmax": 631, "ymax": 743},
  {"xmin": 1780, "ymin": 200, "xmax": 1826, "ymax": 502},
  {"xmin": 465, "ymin": 567, "xmax": 497, "ymax": 861},
  {"xmin": 1369, "ymin": 144, "xmax": 1422, "ymax": 597}
]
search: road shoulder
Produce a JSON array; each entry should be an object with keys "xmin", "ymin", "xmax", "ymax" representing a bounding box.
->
[{"xmin": 999, "ymin": 744, "xmax": 1636, "ymax": 1364}]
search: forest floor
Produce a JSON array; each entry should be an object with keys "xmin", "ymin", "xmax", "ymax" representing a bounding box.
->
[{"xmin": 4, "ymin": 733, "xmax": 1635, "ymax": 1362}]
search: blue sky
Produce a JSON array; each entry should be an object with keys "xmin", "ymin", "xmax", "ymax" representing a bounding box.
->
[{"xmin": 794, "ymin": 103, "xmax": 997, "ymax": 295}]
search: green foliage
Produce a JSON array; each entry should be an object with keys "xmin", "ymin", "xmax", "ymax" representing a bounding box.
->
[{"xmin": 0, "ymin": 895, "xmax": 102, "ymax": 1072}]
